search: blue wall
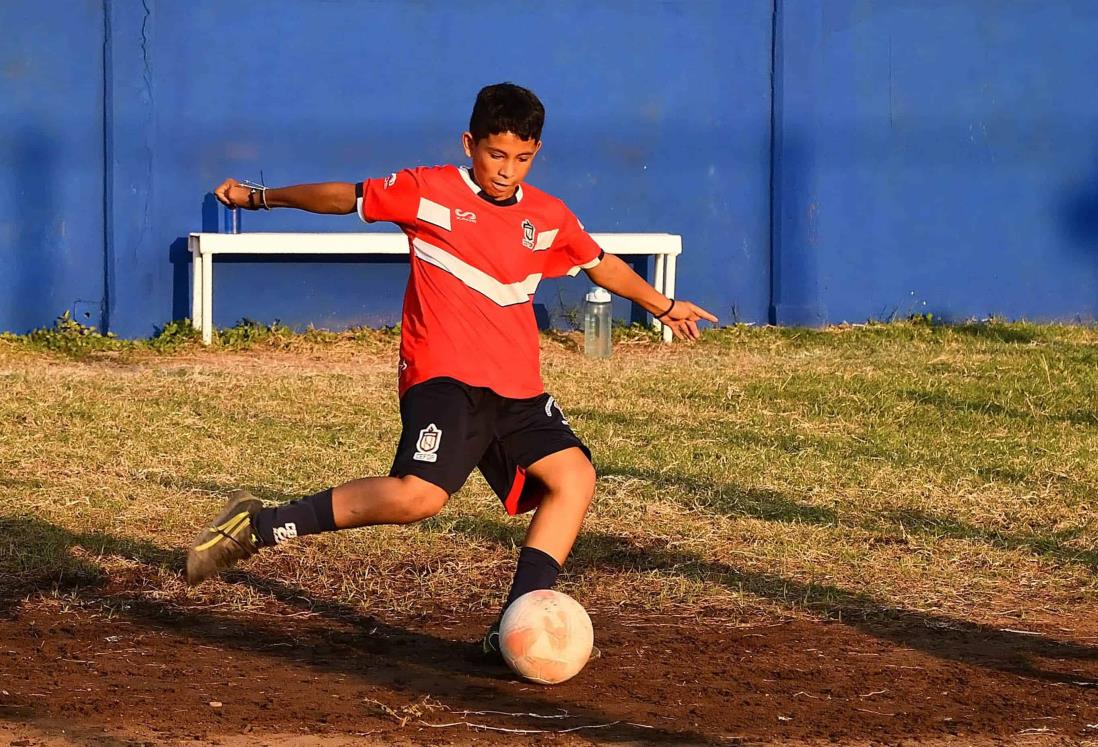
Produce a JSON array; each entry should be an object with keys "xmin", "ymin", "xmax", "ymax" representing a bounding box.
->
[
  {"xmin": 777, "ymin": 1, "xmax": 1098, "ymax": 324},
  {"xmin": 1, "ymin": 2, "xmax": 106, "ymax": 332},
  {"xmin": 99, "ymin": 0, "xmax": 772, "ymax": 337},
  {"xmin": 1, "ymin": 1, "xmax": 1097, "ymax": 336}
]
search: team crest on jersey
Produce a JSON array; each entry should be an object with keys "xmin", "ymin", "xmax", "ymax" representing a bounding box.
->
[
  {"xmin": 384, "ymin": 173, "xmax": 397, "ymax": 189},
  {"xmin": 521, "ymin": 219, "xmax": 536, "ymax": 249},
  {"xmin": 414, "ymin": 424, "xmax": 442, "ymax": 462}
]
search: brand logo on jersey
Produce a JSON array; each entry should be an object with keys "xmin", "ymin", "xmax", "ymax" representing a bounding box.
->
[
  {"xmin": 384, "ymin": 173, "xmax": 397, "ymax": 189},
  {"xmin": 272, "ymin": 522, "xmax": 298, "ymax": 544},
  {"xmin": 455, "ymin": 209, "xmax": 477, "ymax": 223},
  {"xmin": 522, "ymin": 219, "xmax": 536, "ymax": 250},
  {"xmin": 398, "ymin": 358, "xmax": 409, "ymax": 373},
  {"xmin": 414, "ymin": 424, "xmax": 442, "ymax": 462}
]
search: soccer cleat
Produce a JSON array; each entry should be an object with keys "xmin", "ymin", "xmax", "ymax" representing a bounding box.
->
[
  {"xmin": 186, "ymin": 490, "xmax": 263, "ymax": 586},
  {"xmin": 481, "ymin": 619, "xmax": 504, "ymax": 661}
]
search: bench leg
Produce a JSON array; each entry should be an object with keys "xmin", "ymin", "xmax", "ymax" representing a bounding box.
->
[
  {"xmin": 662, "ymin": 254, "xmax": 677, "ymax": 344},
  {"xmin": 191, "ymin": 238, "xmax": 203, "ymax": 332},
  {"xmin": 202, "ymin": 253, "xmax": 213, "ymax": 345},
  {"xmin": 652, "ymin": 254, "xmax": 666, "ymax": 332}
]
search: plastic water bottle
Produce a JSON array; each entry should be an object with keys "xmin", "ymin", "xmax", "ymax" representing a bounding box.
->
[
  {"xmin": 584, "ymin": 286, "xmax": 612, "ymax": 358},
  {"xmin": 224, "ymin": 205, "xmax": 240, "ymax": 234}
]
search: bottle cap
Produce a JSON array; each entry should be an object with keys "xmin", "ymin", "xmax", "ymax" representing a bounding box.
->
[{"xmin": 585, "ymin": 286, "xmax": 612, "ymax": 303}]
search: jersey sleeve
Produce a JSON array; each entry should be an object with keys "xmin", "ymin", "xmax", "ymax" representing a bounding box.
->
[
  {"xmin": 540, "ymin": 210, "xmax": 605, "ymax": 279},
  {"xmin": 357, "ymin": 168, "xmax": 420, "ymax": 226}
]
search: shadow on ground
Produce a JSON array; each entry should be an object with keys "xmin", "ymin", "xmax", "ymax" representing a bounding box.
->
[
  {"xmin": 445, "ymin": 514, "xmax": 1098, "ymax": 686},
  {"xmin": 0, "ymin": 515, "xmax": 714, "ymax": 745}
]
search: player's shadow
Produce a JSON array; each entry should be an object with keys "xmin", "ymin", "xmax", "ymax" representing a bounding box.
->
[
  {"xmin": 447, "ymin": 516, "xmax": 1098, "ymax": 686},
  {"xmin": 0, "ymin": 515, "xmax": 714, "ymax": 746}
]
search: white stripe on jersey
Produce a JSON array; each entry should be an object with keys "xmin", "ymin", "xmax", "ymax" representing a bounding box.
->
[
  {"xmin": 412, "ymin": 237, "xmax": 542, "ymax": 306},
  {"xmin": 565, "ymin": 254, "xmax": 605, "ymax": 277},
  {"xmin": 533, "ymin": 229, "xmax": 558, "ymax": 252},
  {"xmin": 417, "ymin": 198, "xmax": 452, "ymax": 231}
]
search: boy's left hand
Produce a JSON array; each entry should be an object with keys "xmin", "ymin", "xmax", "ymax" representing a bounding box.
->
[{"xmin": 660, "ymin": 301, "xmax": 718, "ymax": 341}]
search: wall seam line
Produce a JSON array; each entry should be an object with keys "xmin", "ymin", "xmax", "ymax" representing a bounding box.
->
[
  {"xmin": 102, "ymin": 0, "xmax": 114, "ymax": 333},
  {"xmin": 768, "ymin": 0, "xmax": 780, "ymax": 324}
]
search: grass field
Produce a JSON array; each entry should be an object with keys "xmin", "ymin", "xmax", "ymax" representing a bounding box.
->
[{"xmin": 1, "ymin": 320, "xmax": 1096, "ymax": 745}]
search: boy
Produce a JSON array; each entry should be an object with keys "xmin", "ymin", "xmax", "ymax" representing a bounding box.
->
[{"xmin": 187, "ymin": 83, "xmax": 717, "ymax": 657}]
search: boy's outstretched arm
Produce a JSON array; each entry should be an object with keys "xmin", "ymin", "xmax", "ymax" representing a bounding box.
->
[
  {"xmin": 585, "ymin": 253, "xmax": 718, "ymax": 341},
  {"xmin": 213, "ymin": 178, "xmax": 356, "ymax": 215}
]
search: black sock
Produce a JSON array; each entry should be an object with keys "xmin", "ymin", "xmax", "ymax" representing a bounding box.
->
[
  {"xmin": 503, "ymin": 546, "xmax": 562, "ymax": 611},
  {"xmin": 253, "ymin": 488, "xmax": 336, "ymax": 547}
]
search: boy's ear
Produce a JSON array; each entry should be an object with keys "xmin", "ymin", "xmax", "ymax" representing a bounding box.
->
[{"xmin": 461, "ymin": 131, "xmax": 475, "ymax": 158}]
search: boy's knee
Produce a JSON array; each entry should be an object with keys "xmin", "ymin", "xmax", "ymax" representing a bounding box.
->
[
  {"xmin": 526, "ymin": 448, "xmax": 597, "ymax": 508},
  {"xmin": 549, "ymin": 459, "xmax": 596, "ymax": 504},
  {"xmin": 394, "ymin": 476, "xmax": 449, "ymax": 522},
  {"xmin": 575, "ymin": 460, "xmax": 597, "ymax": 497}
]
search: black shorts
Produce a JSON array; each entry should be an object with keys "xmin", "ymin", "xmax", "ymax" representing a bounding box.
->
[{"xmin": 389, "ymin": 377, "xmax": 592, "ymax": 515}]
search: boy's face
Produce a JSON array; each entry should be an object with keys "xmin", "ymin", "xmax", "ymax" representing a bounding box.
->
[{"xmin": 462, "ymin": 131, "xmax": 541, "ymax": 200}]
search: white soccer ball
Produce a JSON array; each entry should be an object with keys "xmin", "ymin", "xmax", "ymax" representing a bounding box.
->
[{"xmin": 499, "ymin": 589, "xmax": 594, "ymax": 685}]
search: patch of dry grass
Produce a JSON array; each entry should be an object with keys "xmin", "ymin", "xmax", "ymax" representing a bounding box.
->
[{"xmin": 1, "ymin": 321, "xmax": 1095, "ymax": 634}]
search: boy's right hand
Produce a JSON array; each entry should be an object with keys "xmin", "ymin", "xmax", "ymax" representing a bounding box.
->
[
  {"xmin": 213, "ymin": 178, "xmax": 259, "ymax": 210},
  {"xmin": 659, "ymin": 300, "xmax": 718, "ymax": 342}
]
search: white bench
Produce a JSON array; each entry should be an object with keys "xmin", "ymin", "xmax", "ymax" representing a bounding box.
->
[{"xmin": 187, "ymin": 232, "xmax": 682, "ymax": 345}]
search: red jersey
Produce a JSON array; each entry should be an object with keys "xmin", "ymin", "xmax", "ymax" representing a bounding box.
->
[{"xmin": 357, "ymin": 165, "xmax": 604, "ymax": 399}]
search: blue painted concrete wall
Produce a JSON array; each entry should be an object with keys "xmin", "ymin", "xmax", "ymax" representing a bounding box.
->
[
  {"xmin": 2, "ymin": 0, "xmax": 1097, "ymax": 336},
  {"xmin": 775, "ymin": 1, "xmax": 1098, "ymax": 324},
  {"xmin": 1, "ymin": 3, "xmax": 106, "ymax": 332},
  {"xmin": 36, "ymin": 0, "xmax": 772, "ymax": 338}
]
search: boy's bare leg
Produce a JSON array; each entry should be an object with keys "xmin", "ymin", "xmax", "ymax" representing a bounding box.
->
[
  {"xmin": 522, "ymin": 447, "xmax": 596, "ymax": 564},
  {"xmin": 333, "ymin": 475, "xmax": 449, "ymax": 528},
  {"xmin": 482, "ymin": 447, "xmax": 595, "ymax": 657},
  {"xmin": 187, "ymin": 474, "xmax": 449, "ymax": 585}
]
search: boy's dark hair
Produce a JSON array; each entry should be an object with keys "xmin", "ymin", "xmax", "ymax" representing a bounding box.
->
[{"xmin": 469, "ymin": 83, "xmax": 545, "ymax": 143}]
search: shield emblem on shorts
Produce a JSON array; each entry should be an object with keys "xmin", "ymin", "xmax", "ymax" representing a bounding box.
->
[{"xmin": 415, "ymin": 424, "xmax": 442, "ymax": 462}]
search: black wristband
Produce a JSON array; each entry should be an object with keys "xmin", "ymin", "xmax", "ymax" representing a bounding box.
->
[
  {"xmin": 656, "ymin": 298, "xmax": 675, "ymax": 319},
  {"xmin": 240, "ymin": 179, "xmax": 270, "ymax": 211},
  {"xmin": 247, "ymin": 186, "xmax": 270, "ymax": 211}
]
